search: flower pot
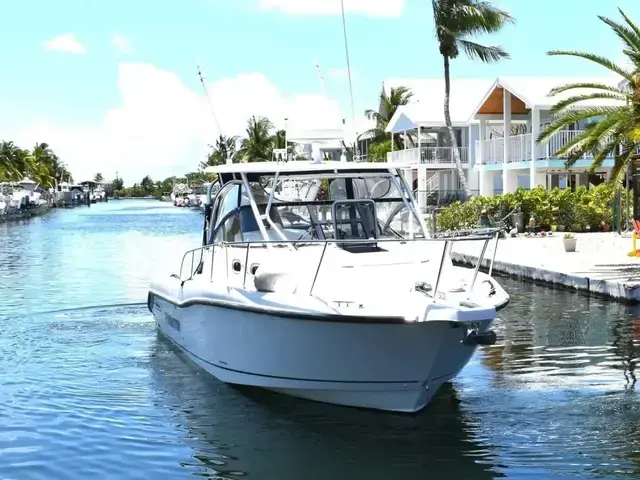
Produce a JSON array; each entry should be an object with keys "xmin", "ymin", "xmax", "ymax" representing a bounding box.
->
[
  {"xmin": 602, "ymin": 223, "xmax": 611, "ymax": 232},
  {"xmin": 558, "ymin": 225, "xmax": 566, "ymax": 232},
  {"xmin": 563, "ymin": 237, "xmax": 577, "ymax": 252},
  {"xmin": 551, "ymin": 225, "xmax": 558, "ymax": 232}
]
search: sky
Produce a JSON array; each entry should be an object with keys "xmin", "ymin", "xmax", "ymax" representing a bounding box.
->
[{"xmin": 0, "ymin": 0, "xmax": 639, "ymax": 185}]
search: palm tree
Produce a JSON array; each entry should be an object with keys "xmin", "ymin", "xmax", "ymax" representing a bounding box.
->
[
  {"xmin": 237, "ymin": 116, "xmax": 275, "ymax": 162},
  {"xmin": 432, "ymin": 0, "xmax": 514, "ymax": 197},
  {"xmin": 362, "ymin": 86, "xmax": 414, "ymax": 149},
  {"xmin": 0, "ymin": 141, "xmax": 21, "ymax": 181},
  {"xmin": 201, "ymin": 135, "xmax": 240, "ymax": 169},
  {"xmin": 140, "ymin": 175, "xmax": 154, "ymax": 194},
  {"xmin": 94, "ymin": 173, "xmax": 104, "ymax": 183},
  {"xmin": 537, "ymin": 9, "xmax": 640, "ymax": 183}
]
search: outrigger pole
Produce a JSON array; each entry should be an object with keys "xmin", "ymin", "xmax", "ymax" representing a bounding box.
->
[
  {"xmin": 340, "ymin": 0, "xmax": 359, "ymax": 159},
  {"xmin": 196, "ymin": 61, "xmax": 232, "ymax": 165}
]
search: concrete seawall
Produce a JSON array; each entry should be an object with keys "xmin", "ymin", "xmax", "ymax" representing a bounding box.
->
[{"xmin": 450, "ymin": 232, "xmax": 640, "ymax": 303}]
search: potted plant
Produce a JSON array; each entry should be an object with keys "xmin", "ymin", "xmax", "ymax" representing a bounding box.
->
[
  {"xmin": 551, "ymin": 224, "xmax": 558, "ymax": 232},
  {"xmin": 601, "ymin": 220, "xmax": 611, "ymax": 232},
  {"xmin": 563, "ymin": 232, "xmax": 577, "ymax": 252}
]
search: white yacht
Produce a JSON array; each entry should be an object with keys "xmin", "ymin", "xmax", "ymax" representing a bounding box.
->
[
  {"xmin": 148, "ymin": 161, "xmax": 508, "ymax": 413},
  {"xmin": 11, "ymin": 177, "xmax": 47, "ymax": 209}
]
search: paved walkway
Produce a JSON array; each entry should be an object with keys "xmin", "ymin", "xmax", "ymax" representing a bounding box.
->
[{"xmin": 450, "ymin": 231, "xmax": 640, "ymax": 302}]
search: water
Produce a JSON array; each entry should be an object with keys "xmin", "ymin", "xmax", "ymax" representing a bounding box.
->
[{"xmin": 1, "ymin": 200, "xmax": 640, "ymax": 479}]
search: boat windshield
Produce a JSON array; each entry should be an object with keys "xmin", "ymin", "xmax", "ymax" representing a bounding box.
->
[{"xmin": 234, "ymin": 172, "xmax": 425, "ymax": 242}]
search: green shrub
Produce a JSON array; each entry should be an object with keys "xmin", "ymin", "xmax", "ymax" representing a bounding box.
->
[{"xmin": 436, "ymin": 184, "xmax": 633, "ymax": 231}]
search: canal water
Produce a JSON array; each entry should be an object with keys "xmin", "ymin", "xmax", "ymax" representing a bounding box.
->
[{"xmin": 1, "ymin": 200, "xmax": 639, "ymax": 479}]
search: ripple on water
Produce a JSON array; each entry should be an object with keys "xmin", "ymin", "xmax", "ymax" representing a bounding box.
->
[{"xmin": 1, "ymin": 202, "xmax": 640, "ymax": 479}]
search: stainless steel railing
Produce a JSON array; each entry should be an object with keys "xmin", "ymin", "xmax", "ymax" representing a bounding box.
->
[{"xmin": 177, "ymin": 232, "xmax": 501, "ymax": 298}]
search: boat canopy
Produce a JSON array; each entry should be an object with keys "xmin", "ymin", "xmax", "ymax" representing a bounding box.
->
[{"xmin": 203, "ymin": 161, "xmax": 429, "ymax": 246}]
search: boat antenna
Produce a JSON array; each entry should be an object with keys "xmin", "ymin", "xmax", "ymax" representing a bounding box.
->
[
  {"xmin": 340, "ymin": 0, "xmax": 359, "ymax": 158},
  {"xmin": 197, "ymin": 61, "xmax": 232, "ymax": 165}
]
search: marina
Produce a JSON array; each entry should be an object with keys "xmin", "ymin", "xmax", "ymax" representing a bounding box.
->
[{"xmin": 0, "ymin": 179, "xmax": 109, "ymax": 223}]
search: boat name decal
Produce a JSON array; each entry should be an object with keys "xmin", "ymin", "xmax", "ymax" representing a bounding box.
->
[{"xmin": 153, "ymin": 297, "xmax": 163, "ymax": 312}]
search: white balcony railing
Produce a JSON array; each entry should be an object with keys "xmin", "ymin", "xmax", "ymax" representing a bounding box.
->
[
  {"xmin": 387, "ymin": 147, "xmax": 470, "ymax": 166},
  {"xmin": 475, "ymin": 129, "xmax": 616, "ymax": 165}
]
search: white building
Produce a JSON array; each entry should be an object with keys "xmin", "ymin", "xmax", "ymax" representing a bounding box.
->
[{"xmin": 384, "ymin": 76, "xmax": 623, "ymax": 207}]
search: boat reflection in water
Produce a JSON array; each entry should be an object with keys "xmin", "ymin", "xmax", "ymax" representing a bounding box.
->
[{"xmin": 149, "ymin": 333, "xmax": 499, "ymax": 479}]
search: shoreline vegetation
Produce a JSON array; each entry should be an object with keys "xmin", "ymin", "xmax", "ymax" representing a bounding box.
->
[{"xmin": 0, "ymin": 141, "xmax": 73, "ymax": 187}]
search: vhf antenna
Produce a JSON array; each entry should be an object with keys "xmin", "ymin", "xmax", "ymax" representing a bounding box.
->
[{"xmin": 197, "ymin": 61, "xmax": 232, "ymax": 165}]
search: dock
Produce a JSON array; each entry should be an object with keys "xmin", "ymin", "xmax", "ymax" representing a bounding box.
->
[{"xmin": 450, "ymin": 232, "xmax": 640, "ymax": 303}]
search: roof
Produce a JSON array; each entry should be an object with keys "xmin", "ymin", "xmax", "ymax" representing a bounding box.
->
[
  {"xmin": 203, "ymin": 160, "xmax": 396, "ymax": 175},
  {"xmin": 286, "ymin": 128, "xmax": 345, "ymax": 144},
  {"xmin": 468, "ymin": 76, "xmax": 624, "ymax": 120},
  {"xmin": 384, "ymin": 78, "xmax": 495, "ymax": 132}
]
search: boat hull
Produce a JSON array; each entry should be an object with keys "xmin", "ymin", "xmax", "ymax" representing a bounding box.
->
[{"xmin": 148, "ymin": 289, "xmax": 494, "ymax": 413}]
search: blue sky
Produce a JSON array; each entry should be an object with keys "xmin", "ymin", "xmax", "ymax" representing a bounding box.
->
[{"xmin": 0, "ymin": 0, "xmax": 638, "ymax": 184}]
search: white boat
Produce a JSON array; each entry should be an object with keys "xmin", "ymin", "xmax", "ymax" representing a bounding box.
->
[
  {"xmin": 148, "ymin": 161, "xmax": 508, "ymax": 413},
  {"xmin": 11, "ymin": 177, "xmax": 47, "ymax": 209}
]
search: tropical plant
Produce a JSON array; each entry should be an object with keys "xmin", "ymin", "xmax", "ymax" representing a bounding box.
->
[
  {"xmin": 431, "ymin": 0, "xmax": 514, "ymax": 197},
  {"xmin": 111, "ymin": 177, "xmax": 124, "ymax": 192},
  {"xmin": 537, "ymin": 9, "xmax": 640, "ymax": 183},
  {"xmin": 0, "ymin": 140, "xmax": 71, "ymax": 187},
  {"xmin": 0, "ymin": 141, "xmax": 24, "ymax": 181},
  {"xmin": 94, "ymin": 173, "xmax": 104, "ymax": 183},
  {"xmin": 201, "ymin": 135, "xmax": 240, "ymax": 169},
  {"xmin": 362, "ymin": 86, "xmax": 414, "ymax": 151},
  {"xmin": 140, "ymin": 175, "xmax": 155, "ymax": 193},
  {"xmin": 369, "ymin": 140, "xmax": 392, "ymax": 162},
  {"xmin": 237, "ymin": 116, "xmax": 275, "ymax": 162},
  {"xmin": 436, "ymin": 184, "xmax": 632, "ymax": 232}
]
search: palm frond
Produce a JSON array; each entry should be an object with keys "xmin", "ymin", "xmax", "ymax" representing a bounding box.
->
[
  {"xmin": 537, "ymin": 106, "xmax": 625, "ymax": 143},
  {"xmin": 547, "ymin": 50, "xmax": 633, "ymax": 81},
  {"xmin": 457, "ymin": 2, "xmax": 515, "ymax": 36},
  {"xmin": 548, "ymin": 82, "xmax": 630, "ymax": 97},
  {"xmin": 588, "ymin": 134, "xmax": 623, "ymax": 171},
  {"xmin": 597, "ymin": 15, "xmax": 640, "ymax": 54},
  {"xmin": 558, "ymin": 115, "xmax": 622, "ymax": 165},
  {"xmin": 457, "ymin": 39, "xmax": 508, "ymax": 62},
  {"xmin": 610, "ymin": 147, "xmax": 636, "ymax": 185},
  {"xmin": 550, "ymin": 93, "xmax": 627, "ymax": 115}
]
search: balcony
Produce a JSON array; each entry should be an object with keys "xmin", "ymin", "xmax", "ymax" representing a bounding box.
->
[
  {"xmin": 475, "ymin": 130, "xmax": 614, "ymax": 165},
  {"xmin": 387, "ymin": 146, "xmax": 470, "ymax": 168}
]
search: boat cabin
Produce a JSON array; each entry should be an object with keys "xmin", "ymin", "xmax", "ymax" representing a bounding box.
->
[{"xmin": 202, "ymin": 161, "xmax": 428, "ymax": 252}]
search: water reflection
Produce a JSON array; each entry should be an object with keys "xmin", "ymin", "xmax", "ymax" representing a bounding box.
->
[
  {"xmin": 482, "ymin": 278, "xmax": 640, "ymax": 393},
  {"xmin": 149, "ymin": 333, "xmax": 500, "ymax": 479}
]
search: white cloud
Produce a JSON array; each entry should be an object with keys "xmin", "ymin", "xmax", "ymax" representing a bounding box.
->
[
  {"xmin": 14, "ymin": 64, "xmax": 361, "ymax": 185},
  {"xmin": 43, "ymin": 34, "xmax": 86, "ymax": 54},
  {"xmin": 112, "ymin": 34, "xmax": 132, "ymax": 54},
  {"xmin": 257, "ymin": 0, "xmax": 404, "ymax": 17}
]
